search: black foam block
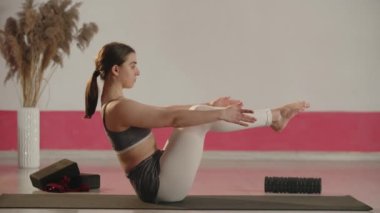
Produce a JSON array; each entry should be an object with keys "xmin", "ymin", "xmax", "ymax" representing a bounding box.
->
[
  {"xmin": 30, "ymin": 159, "xmax": 80, "ymax": 190},
  {"xmin": 71, "ymin": 173, "xmax": 100, "ymax": 189}
]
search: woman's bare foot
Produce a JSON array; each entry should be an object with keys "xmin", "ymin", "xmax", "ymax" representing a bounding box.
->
[{"xmin": 271, "ymin": 101, "xmax": 310, "ymax": 132}]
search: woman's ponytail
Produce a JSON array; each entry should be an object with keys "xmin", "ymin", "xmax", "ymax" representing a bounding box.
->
[
  {"xmin": 84, "ymin": 70, "xmax": 101, "ymax": 118},
  {"xmin": 85, "ymin": 42, "xmax": 135, "ymax": 118}
]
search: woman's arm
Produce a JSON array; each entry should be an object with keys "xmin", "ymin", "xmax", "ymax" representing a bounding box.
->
[
  {"xmin": 111, "ymin": 99, "xmax": 254, "ymax": 129},
  {"xmin": 166, "ymin": 96, "xmax": 243, "ymax": 111}
]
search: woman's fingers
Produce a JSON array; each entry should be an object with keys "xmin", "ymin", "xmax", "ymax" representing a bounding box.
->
[
  {"xmin": 242, "ymin": 114, "xmax": 256, "ymax": 123},
  {"xmin": 234, "ymin": 121, "xmax": 249, "ymax": 127},
  {"xmin": 235, "ymin": 109, "xmax": 256, "ymax": 125},
  {"xmin": 241, "ymin": 108, "xmax": 253, "ymax": 114},
  {"xmin": 229, "ymin": 99, "xmax": 243, "ymax": 106},
  {"xmin": 211, "ymin": 96, "xmax": 244, "ymax": 107},
  {"xmin": 223, "ymin": 105, "xmax": 256, "ymax": 125}
]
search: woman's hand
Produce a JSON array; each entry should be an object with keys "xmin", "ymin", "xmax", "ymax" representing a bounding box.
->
[
  {"xmin": 220, "ymin": 104, "xmax": 256, "ymax": 126},
  {"xmin": 209, "ymin": 96, "xmax": 242, "ymax": 107}
]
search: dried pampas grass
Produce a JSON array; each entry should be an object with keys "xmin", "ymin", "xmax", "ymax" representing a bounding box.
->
[{"xmin": 0, "ymin": 0, "xmax": 98, "ymax": 107}]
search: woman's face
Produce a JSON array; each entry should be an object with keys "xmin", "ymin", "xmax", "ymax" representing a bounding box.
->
[{"xmin": 118, "ymin": 53, "xmax": 140, "ymax": 88}]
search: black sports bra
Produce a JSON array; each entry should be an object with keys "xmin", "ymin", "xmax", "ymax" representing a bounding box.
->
[{"xmin": 102, "ymin": 100, "xmax": 152, "ymax": 152}]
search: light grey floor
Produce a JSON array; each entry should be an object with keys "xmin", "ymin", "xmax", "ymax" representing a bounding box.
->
[{"xmin": 0, "ymin": 152, "xmax": 379, "ymax": 213}]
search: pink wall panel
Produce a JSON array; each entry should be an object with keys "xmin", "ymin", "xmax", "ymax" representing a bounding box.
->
[{"xmin": 1, "ymin": 111, "xmax": 379, "ymax": 151}]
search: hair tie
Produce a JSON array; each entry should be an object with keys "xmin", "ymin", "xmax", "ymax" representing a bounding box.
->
[{"xmin": 93, "ymin": 70, "xmax": 100, "ymax": 77}]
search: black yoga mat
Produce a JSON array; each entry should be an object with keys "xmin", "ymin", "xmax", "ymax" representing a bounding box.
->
[{"xmin": 0, "ymin": 193, "xmax": 372, "ymax": 211}]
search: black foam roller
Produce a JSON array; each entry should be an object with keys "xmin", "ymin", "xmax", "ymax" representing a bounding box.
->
[{"xmin": 265, "ymin": 176, "xmax": 321, "ymax": 194}]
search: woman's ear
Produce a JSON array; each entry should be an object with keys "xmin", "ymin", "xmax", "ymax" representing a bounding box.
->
[{"xmin": 111, "ymin": 65, "xmax": 119, "ymax": 76}]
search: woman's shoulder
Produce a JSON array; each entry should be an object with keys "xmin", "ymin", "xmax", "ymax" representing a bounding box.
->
[
  {"xmin": 106, "ymin": 97, "xmax": 162, "ymax": 118},
  {"xmin": 102, "ymin": 98, "xmax": 139, "ymax": 121},
  {"xmin": 102, "ymin": 98, "xmax": 131, "ymax": 114},
  {"xmin": 103, "ymin": 97, "xmax": 135, "ymax": 106},
  {"xmin": 112, "ymin": 98, "xmax": 149, "ymax": 113},
  {"xmin": 115, "ymin": 98, "xmax": 140, "ymax": 108}
]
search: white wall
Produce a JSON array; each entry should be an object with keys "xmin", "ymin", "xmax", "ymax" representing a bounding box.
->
[{"xmin": 1, "ymin": 0, "xmax": 379, "ymax": 111}]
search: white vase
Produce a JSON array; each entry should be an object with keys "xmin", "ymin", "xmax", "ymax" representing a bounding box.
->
[{"xmin": 17, "ymin": 107, "xmax": 40, "ymax": 168}]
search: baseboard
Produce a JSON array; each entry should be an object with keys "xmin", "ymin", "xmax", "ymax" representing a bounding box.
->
[{"xmin": 1, "ymin": 150, "xmax": 380, "ymax": 161}]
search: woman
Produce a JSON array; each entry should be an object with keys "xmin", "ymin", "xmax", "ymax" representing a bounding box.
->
[{"xmin": 84, "ymin": 42, "xmax": 309, "ymax": 203}]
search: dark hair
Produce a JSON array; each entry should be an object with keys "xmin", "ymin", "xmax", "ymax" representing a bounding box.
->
[{"xmin": 84, "ymin": 42, "xmax": 135, "ymax": 118}]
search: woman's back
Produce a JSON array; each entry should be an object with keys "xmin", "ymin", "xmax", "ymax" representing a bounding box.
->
[{"xmin": 101, "ymin": 99, "xmax": 158, "ymax": 173}]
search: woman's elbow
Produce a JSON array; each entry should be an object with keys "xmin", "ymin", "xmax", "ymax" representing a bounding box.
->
[
  {"xmin": 170, "ymin": 117, "xmax": 184, "ymax": 128},
  {"xmin": 161, "ymin": 109, "xmax": 184, "ymax": 128}
]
